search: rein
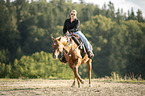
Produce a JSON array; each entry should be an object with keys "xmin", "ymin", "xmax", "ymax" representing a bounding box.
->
[{"xmin": 73, "ymin": 42, "xmax": 82, "ymax": 52}]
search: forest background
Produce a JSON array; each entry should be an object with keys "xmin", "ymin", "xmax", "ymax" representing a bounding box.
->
[{"xmin": 0, "ymin": 0, "xmax": 145, "ymax": 79}]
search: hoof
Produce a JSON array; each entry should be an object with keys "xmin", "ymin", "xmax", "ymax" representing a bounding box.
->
[
  {"xmin": 78, "ymin": 86, "xmax": 82, "ymax": 88},
  {"xmin": 89, "ymin": 84, "xmax": 92, "ymax": 87},
  {"xmin": 71, "ymin": 85, "xmax": 75, "ymax": 88},
  {"xmin": 71, "ymin": 86, "xmax": 74, "ymax": 88},
  {"xmin": 81, "ymin": 80, "xmax": 84, "ymax": 84}
]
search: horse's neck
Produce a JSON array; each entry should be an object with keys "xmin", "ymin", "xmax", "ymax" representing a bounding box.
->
[{"xmin": 64, "ymin": 39, "xmax": 78, "ymax": 53}]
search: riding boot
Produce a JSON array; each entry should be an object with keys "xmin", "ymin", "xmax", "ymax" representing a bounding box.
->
[
  {"xmin": 87, "ymin": 51, "xmax": 94, "ymax": 59},
  {"xmin": 72, "ymin": 36, "xmax": 82, "ymax": 49},
  {"xmin": 85, "ymin": 47, "xmax": 94, "ymax": 59}
]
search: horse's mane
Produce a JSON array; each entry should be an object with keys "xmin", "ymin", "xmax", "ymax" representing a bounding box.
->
[{"xmin": 55, "ymin": 36, "xmax": 77, "ymax": 48}]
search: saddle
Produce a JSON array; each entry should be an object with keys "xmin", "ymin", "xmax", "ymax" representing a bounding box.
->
[{"xmin": 70, "ymin": 34, "xmax": 87, "ymax": 58}]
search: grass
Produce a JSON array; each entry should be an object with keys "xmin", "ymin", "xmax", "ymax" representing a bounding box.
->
[
  {"xmin": 0, "ymin": 72, "xmax": 144, "ymax": 84},
  {"xmin": 94, "ymin": 78, "xmax": 145, "ymax": 84},
  {"xmin": 98, "ymin": 72, "xmax": 145, "ymax": 84}
]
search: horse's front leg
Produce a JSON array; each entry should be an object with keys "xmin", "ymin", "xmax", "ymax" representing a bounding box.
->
[
  {"xmin": 71, "ymin": 72, "xmax": 82, "ymax": 88},
  {"xmin": 73, "ymin": 66, "xmax": 84, "ymax": 85},
  {"xmin": 77, "ymin": 78, "xmax": 82, "ymax": 88},
  {"xmin": 68, "ymin": 63, "xmax": 77, "ymax": 88},
  {"xmin": 74, "ymin": 58, "xmax": 84, "ymax": 85},
  {"xmin": 72, "ymin": 69, "xmax": 82, "ymax": 88},
  {"xmin": 71, "ymin": 73, "xmax": 76, "ymax": 88}
]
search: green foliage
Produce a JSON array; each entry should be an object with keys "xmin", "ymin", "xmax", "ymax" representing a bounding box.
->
[
  {"xmin": 105, "ymin": 72, "xmax": 144, "ymax": 83},
  {"xmin": 0, "ymin": 49, "xmax": 9, "ymax": 63},
  {"xmin": 12, "ymin": 51, "xmax": 73, "ymax": 79},
  {"xmin": 81, "ymin": 15, "xmax": 115, "ymax": 77},
  {"xmin": 0, "ymin": 62, "xmax": 12, "ymax": 78},
  {"xmin": 0, "ymin": 63, "xmax": 6, "ymax": 77}
]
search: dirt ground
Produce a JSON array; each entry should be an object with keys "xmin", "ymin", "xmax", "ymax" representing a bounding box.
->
[{"xmin": 0, "ymin": 79, "xmax": 144, "ymax": 96}]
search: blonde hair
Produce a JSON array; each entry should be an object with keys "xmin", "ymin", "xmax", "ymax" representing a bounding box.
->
[{"xmin": 71, "ymin": 10, "xmax": 77, "ymax": 14}]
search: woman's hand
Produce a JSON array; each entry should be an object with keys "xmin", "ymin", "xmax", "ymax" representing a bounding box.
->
[{"xmin": 65, "ymin": 31, "xmax": 69, "ymax": 36}]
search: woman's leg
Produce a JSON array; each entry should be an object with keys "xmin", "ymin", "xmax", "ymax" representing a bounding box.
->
[
  {"xmin": 74, "ymin": 31, "xmax": 94, "ymax": 58},
  {"xmin": 75, "ymin": 31, "xmax": 92, "ymax": 51}
]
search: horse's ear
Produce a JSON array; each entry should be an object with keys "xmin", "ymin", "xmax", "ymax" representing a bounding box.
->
[
  {"xmin": 51, "ymin": 36, "xmax": 55, "ymax": 41},
  {"xmin": 58, "ymin": 37, "xmax": 61, "ymax": 41}
]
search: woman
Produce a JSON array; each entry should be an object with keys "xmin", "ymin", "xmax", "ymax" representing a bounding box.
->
[{"xmin": 63, "ymin": 10, "xmax": 94, "ymax": 59}]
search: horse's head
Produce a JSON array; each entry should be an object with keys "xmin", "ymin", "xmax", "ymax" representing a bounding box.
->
[{"xmin": 52, "ymin": 36, "xmax": 67, "ymax": 59}]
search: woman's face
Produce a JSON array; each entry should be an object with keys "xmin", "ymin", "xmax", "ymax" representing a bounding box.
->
[{"xmin": 70, "ymin": 12, "xmax": 76, "ymax": 18}]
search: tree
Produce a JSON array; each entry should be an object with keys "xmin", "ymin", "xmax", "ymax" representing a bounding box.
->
[
  {"xmin": 128, "ymin": 8, "xmax": 136, "ymax": 20},
  {"xmin": 0, "ymin": 3, "xmax": 20, "ymax": 62},
  {"xmin": 109, "ymin": 22, "xmax": 128, "ymax": 74},
  {"xmin": 80, "ymin": 0, "xmax": 85, "ymax": 4},
  {"xmin": 106, "ymin": 1, "xmax": 115, "ymax": 19},
  {"xmin": 80, "ymin": 4, "xmax": 94, "ymax": 22},
  {"xmin": 93, "ymin": 5, "xmax": 100, "ymax": 16},
  {"xmin": 6, "ymin": 0, "xmax": 10, "ymax": 5},
  {"xmin": 115, "ymin": 8, "xmax": 126, "ymax": 23},
  {"xmin": 0, "ymin": 0, "xmax": 5, "ymax": 4},
  {"xmin": 124, "ymin": 20, "xmax": 144, "ymax": 78},
  {"xmin": 81, "ymin": 15, "xmax": 114, "ymax": 77},
  {"xmin": 101, "ymin": 3, "xmax": 107, "ymax": 16},
  {"xmin": 136, "ymin": 9, "xmax": 144, "ymax": 22},
  {"xmin": 116, "ymin": 8, "xmax": 121, "ymax": 23}
]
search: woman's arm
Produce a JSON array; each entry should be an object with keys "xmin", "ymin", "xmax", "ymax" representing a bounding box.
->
[{"xmin": 63, "ymin": 20, "xmax": 67, "ymax": 34}]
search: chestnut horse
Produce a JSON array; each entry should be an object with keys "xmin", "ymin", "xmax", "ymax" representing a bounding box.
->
[{"xmin": 52, "ymin": 36, "xmax": 92, "ymax": 88}]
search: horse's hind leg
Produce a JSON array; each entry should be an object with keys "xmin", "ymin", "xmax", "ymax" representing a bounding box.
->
[{"xmin": 87, "ymin": 59, "xmax": 92, "ymax": 87}]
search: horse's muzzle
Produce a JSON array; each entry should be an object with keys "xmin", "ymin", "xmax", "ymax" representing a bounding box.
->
[
  {"xmin": 53, "ymin": 54, "xmax": 58, "ymax": 59},
  {"xmin": 53, "ymin": 52, "xmax": 58, "ymax": 59}
]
